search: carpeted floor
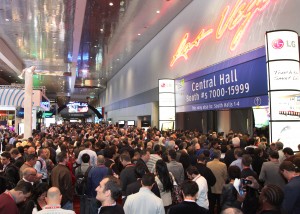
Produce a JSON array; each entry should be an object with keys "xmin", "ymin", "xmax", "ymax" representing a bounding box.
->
[{"xmin": 74, "ymin": 196, "xmax": 81, "ymax": 214}]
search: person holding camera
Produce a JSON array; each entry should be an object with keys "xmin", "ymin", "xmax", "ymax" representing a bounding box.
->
[
  {"xmin": 241, "ymin": 154, "xmax": 259, "ymax": 214},
  {"xmin": 220, "ymin": 166, "xmax": 244, "ymax": 211}
]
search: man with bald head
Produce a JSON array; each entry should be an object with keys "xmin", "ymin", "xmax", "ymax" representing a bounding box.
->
[
  {"xmin": 20, "ymin": 154, "xmax": 38, "ymax": 179},
  {"xmin": 19, "ymin": 167, "xmax": 42, "ymax": 186},
  {"xmin": 36, "ymin": 187, "xmax": 75, "ymax": 213}
]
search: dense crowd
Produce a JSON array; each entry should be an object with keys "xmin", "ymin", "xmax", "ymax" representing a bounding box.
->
[{"xmin": 0, "ymin": 123, "xmax": 300, "ymax": 214}]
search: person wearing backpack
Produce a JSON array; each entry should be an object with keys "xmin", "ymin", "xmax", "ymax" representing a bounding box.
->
[
  {"xmin": 81, "ymin": 155, "xmax": 112, "ymax": 214},
  {"xmin": 75, "ymin": 153, "xmax": 91, "ymax": 178},
  {"xmin": 34, "ymin": 148, "xmax": 48, "ymax": 183}
]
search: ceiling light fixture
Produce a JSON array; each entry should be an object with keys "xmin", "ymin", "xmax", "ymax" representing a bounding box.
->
[
  {"xmin": 138, "ymin": 33, "xmax": 141, "ymax": 36},
  {"xmin": 100, "ymin": 28, "xmax": 103, "ymax": 32},
  {"xmin": 109, "ymin": 2, "xmax": 113, "ymax": 6},
  {"xmin": 156, "ymin": 10, "xmax": 160, "ymax": 14},
  {"xmin": 5, "ymin": 18, "xmax": 9, "ymax": 22}
]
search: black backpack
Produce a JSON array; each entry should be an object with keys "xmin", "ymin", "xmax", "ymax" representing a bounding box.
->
[{"xmin": 75, "ymin": 166, "xmax": 92, "ymax": 195}]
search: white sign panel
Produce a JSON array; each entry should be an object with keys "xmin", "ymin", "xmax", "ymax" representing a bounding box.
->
[
  {"xmin": 270, "ymin": 91, "xmax": 300, "ymax": 120},
  {"xmin": 268, "ymin": 61, "xmax": 300, "ymax": 90},
  {"xmin": 266, "ymin": 31, "xmax": 299, "ymax": 61},
  {"xmin": 159, "ymin": 107, "xmax": 175, "ymax": 120},
  {"xmin": 271, "ymin": 121, "xmax": 300, "ymax": 151},
  {"xmin": 159, "ymin": 93, "xmax": 175, "ymax": 106},
  {"xmin": 159, "ymin": 79, "xmax": 175, "ymax": 93}
]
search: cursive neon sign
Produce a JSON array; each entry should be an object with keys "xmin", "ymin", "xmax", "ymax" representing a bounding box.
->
[
  {"xmin": 170, "ymin": 0, "xmax": 272, "ymax": 67},
  {"xmin": 170, "ymin": 29, "xmax": 214, "ymax": 67}
]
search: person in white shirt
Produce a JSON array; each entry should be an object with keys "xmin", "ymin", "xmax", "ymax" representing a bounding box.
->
[
  {"xmin": 36, "ymin": 187, "xmax": 75, "ymax": 214},
  {"xmin": 124, "ymin": 173, "xmax": 165, "ymax": 214},
  {"xmin": 186, "ymin": 166, "xmax": 209, "ymax": 210},
  {"xmin": 77, "ymin": 141, "xmax": 97, "ymax": 166}
]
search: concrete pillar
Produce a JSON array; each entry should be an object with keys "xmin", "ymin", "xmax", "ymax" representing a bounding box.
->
[{"xmin": 24, "ymin": 66, "xmax": 35, "ymax": 139}]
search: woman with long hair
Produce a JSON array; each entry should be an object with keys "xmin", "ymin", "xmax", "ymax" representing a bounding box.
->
[
  {"xmin": 155, "ymin": 159, "xmax": 174, "ymax": 212},
  {"xmin": 22, "ymin": 182, "xmax": 49, "ymax": 214}
]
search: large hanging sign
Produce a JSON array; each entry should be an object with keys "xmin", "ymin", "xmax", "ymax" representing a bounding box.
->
[
  {"xmin": 265, "ymin": 30, "xmax": 300, "ymax": 151},
  {"xmin": 176, "ymin": 55, "xmax": 268, "ymax": 112},
  {"xmin": 170, "ymin": 0, "xmax": 273, "ymax": 67}
]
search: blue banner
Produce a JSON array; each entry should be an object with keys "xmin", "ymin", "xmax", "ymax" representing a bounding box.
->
[
  {"xmin": 176, "ymin": 95, "xmax": 268, "ymax": 112},
  {"xmin": 176, "ymin": 56, "xmax": 268, "ymax": 111}
]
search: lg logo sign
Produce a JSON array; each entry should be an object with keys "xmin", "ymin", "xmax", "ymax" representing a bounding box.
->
[
  {"xmin": 272, "ymin": 38, "xmax": 296, "ymax": 49},
  {"xmin": 272, "ymin": 39, "xmax": 284, "ymax": 49}
]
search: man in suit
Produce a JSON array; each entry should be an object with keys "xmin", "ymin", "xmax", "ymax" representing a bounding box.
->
[
  {"xmin": 207, "ymin": 149, "xmax": 227, "ymax": 214},
  {"xmin": 10, "ymin": 148, "xmax": 24, "ymax": 169},
  {"xmin": 136, "ymin": 149, "xmax": 151, "ymax": 173},
  {"xmin": 119, "ymin": 154, "xmax": 137, "ymax": 197},
  {"xmin": 168, "ymin": 180, "xmax": 208, "ymax": 214},
  {"xmin": 0, "ymin": 151, "xmax": 19, "ymax": 189}
]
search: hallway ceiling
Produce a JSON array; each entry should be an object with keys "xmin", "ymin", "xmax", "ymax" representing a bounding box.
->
[{"xmin": 0, "ymin": 0, "xmax": 192, "ymax": 106}]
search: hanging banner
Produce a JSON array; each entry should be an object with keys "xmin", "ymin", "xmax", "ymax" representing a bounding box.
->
[{"xmin": 176, "ymin": 56, "xmax": 268, "ymax": 110}]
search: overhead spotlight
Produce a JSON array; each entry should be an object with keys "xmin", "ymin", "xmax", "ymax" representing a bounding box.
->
[
  {"xmin": 156, "ymin": 10, "xmax": 160, "ymax": 14},
  {"xmin": 138, "ymin": 33, "xmax": 141, "ymax": 36},
  {"xmin": 109, "ymin": 2, "xmax": 113, "ymax": 6}
]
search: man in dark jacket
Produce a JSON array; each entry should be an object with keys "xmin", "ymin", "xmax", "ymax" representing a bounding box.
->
[
  {"xmin": 51, "ymin": 152, "xmax": 73, "ymax": 210},
  {"xmin": 119, "ymin": 153, "xmax": 136, "ymax": 197},
  {"xmin": 168, "ymin": 180, "xmax": 208, "ymax": 214},
  {"xmin": 96, "ymin": 176, "xmax": 124, "ymax": 214},
  {"xmin": 1, "ymin": 151, "xmax": 19, "ymax": 189}
]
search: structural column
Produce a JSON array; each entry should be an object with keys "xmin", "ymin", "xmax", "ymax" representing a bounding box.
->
[{"xmin": 23, "ymin": 66, "xmax": 35, "ymax": 139}]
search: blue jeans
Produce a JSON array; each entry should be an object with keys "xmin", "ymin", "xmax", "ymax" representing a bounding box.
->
[{"xmin": 62, "ymin": 201, "xmax": 73, "ymax": 210}]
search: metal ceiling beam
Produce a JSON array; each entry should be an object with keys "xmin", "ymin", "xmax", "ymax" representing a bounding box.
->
[
  {"xmin": 0, "ymin": 38, "xmax": 24, "ymax": 75},
  {"xmin": 70, "ymin": 0, "xmax": 87, "ymax": 94}
]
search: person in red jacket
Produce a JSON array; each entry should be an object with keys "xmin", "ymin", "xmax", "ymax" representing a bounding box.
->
[{"xmin": 0, "ymin": 181, "xmax": 32, "ymax": 214}]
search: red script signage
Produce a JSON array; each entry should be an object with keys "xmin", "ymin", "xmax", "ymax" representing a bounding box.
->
[{"xmin": 170, "ymin": 0, "xmax": 272, "ymax": 67}]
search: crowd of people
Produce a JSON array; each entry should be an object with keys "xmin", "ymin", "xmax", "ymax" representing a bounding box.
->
[{"xmin": 0, "ymin": 123, "xmax": 299, "ymax": 214}]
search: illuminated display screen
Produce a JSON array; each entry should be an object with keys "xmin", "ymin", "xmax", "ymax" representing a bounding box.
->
[
  {"xmin": 127, "ymin": 120, "xmax": 135, "ymax": 126},
  {"xmin": 118, "ymin": 120, "xmax": 125, "ymax": 125},
  {"xmin": 67, "ymin": 102, "xmax": 88, "ymax": 113},
  {"xmin": 271, "ymin": 122, "xmax": 300, "ymax": 152},
  {"xmin": 252, "ymin": 107, "xmax": 269, "ymax": 128},
  {"xmin": 159, "ymin": 121, "xmax": 174, "ymax": 131}
]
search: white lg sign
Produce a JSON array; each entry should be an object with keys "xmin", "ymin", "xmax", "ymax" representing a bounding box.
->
[{"xmin": 266, "ymin": 30, "xmax": 299, "ymax": 61}]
